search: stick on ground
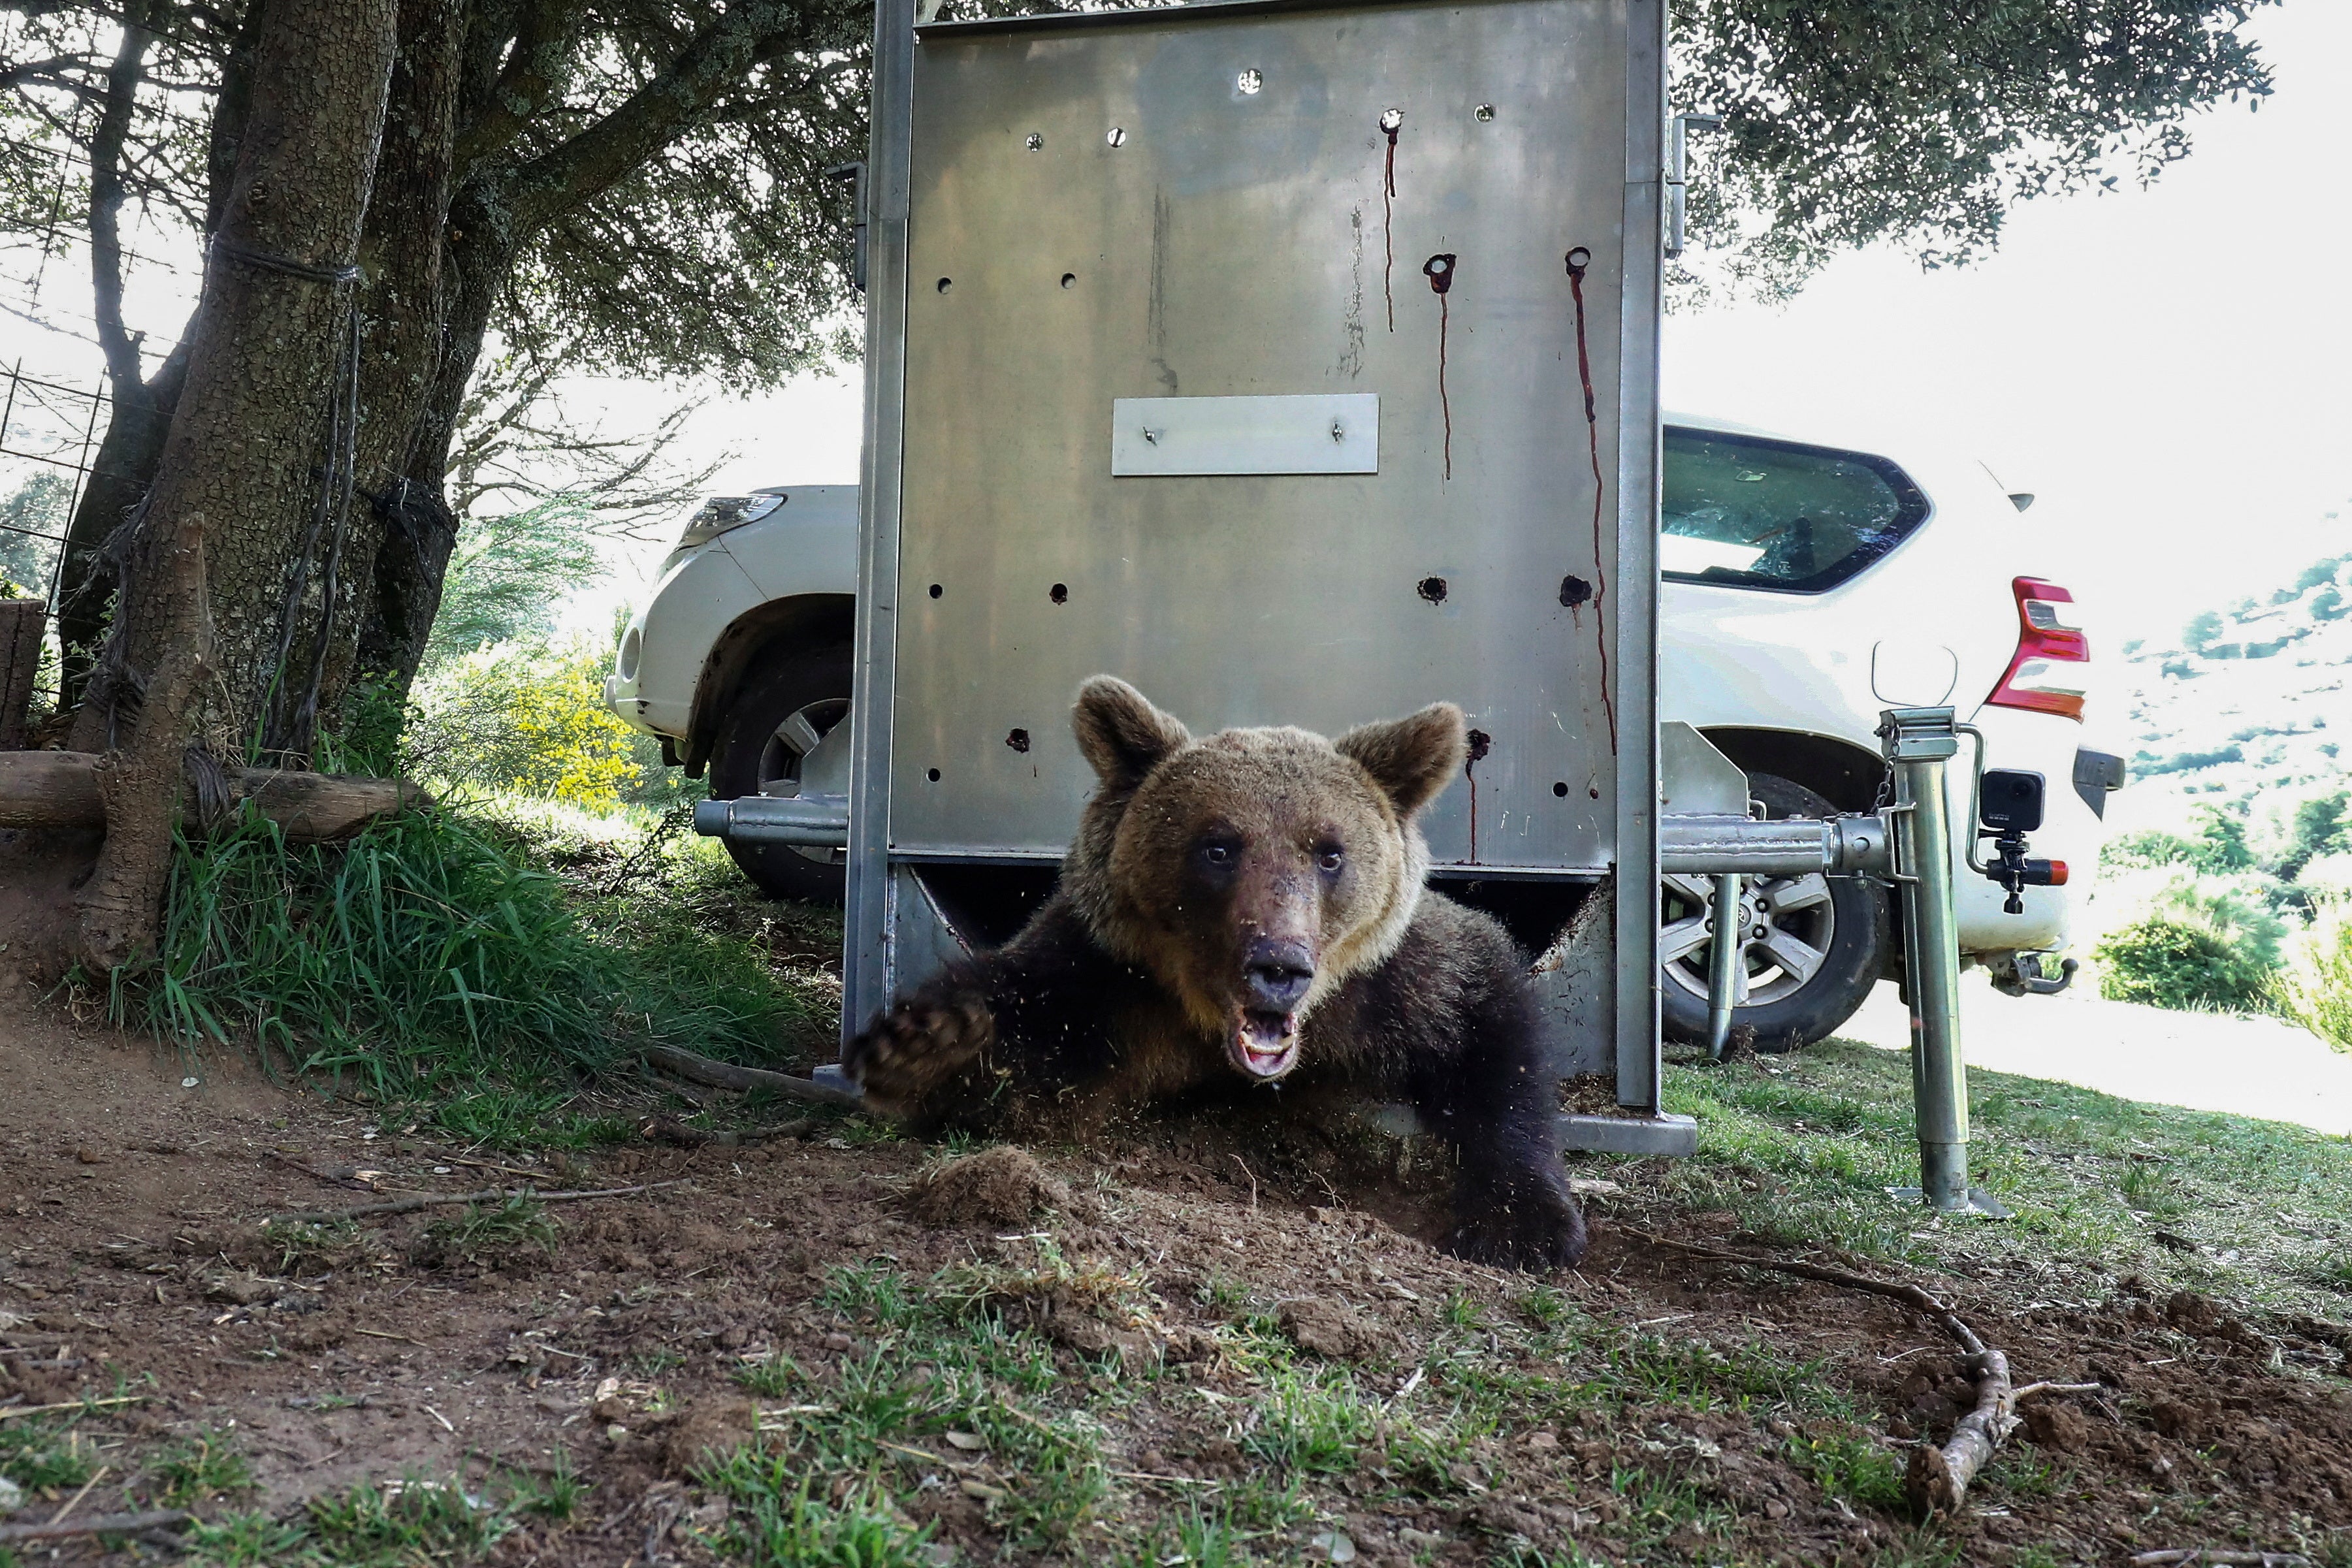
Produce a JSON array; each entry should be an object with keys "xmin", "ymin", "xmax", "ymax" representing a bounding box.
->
[
  {"xmin": 1628, "ymin": 1230, "xmax": 2098, "ymax": 1518},
  {"xmin": 2130, "ymin": 1553, "xmax": 2315, "ymax": 1567},
  {"xmin": 641, "ymin": 1044, "xmax": 862, "ymax": 1108},
  {"xmin": 265, "ymin": 1179, "xmax": 688, "ymax": 1228},
  {"xmin": 0, "ymin": 1394, "xmax": 148, "ymax": 1423},
  {"xmin": 0, "ymin": 1509, "xmax": 191, "ymax": 1544}
]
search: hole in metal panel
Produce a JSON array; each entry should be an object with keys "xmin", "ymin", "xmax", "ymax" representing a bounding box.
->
[
  {"xmin": 935, "ymin": 278, "xmax": 952, "ymax": 293},
  {"xmin": 1474, "ymin": 103, "xmax": 1495, "ymax": 122},
  {"xmin": 1416, "ymin": 576, "xmax": 1448, "ymax": 603},
  {"xmin": 1006, "ymin": 729, "xmax": 1031, "ymax": 754},
  {"xmin": 1566, "ymin": 245, "xmax": 1592, "ymax": 270},
  {"xmin": 1377, "ymin": 106, "xmax": 1402, "ymax": 132},
  {"xmin": 1025, "ymin": 131, "xmax": 1042, "ymax": 150},
  {"xmin": 1235, "ymin": 67, "xmax": 1263, "ymax": 95},
  {"xmin": 1559, "ymin": 574, "xmax": 1593, "ymax": 609},
  {"xmin": 1060, "ymin": 272, "xmax": 1076, "ymax": 289},
  {"xmin": 1106, "ymin": 126, "xmax": 1127, "ymax": 147},
  {"xmin": 1049, "ymin": 583, "xmax": 1069, "ymax": 604},
  {"xmin": 928, "ymin": 583, "xmax": 943, "ymax": 598},
  {"xmin": 1553, "ymin": 781, "xmax": 1570, "ymax": 797},
  {"xmin": 927, "ymin": 767, "xmax": 942, "ymax": 782}
]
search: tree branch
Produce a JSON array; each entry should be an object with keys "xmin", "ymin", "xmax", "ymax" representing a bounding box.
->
[
  {"xmin": 88, "ymin": 0, "xmax": 157, "ymax": 400},
  {"xmin": 488, "ymin": 0, "xmax": 806, "ymax": 238},
  {"xmin": 449, "ymin": 0, "xmax": 582, "ymax": 174}
]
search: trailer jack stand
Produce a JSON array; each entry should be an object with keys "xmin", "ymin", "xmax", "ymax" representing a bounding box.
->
[{"xmin": 1877, "ymin": 706, "xmax": 2010, "ymax": 1219}]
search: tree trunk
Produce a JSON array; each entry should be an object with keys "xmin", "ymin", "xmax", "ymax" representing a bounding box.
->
[
  {"xmin": 352, "ymin": 197, "xmax": 509, "ymax": 707},
  {"xmin": 56, "ymin": 345, "xmax": 187, "ymax": 736},
  {"xmin": 76, "ymin": 0, "xmax": 398, "ymax": 970},
  {"xmin": 58, "ymin": 1, "xmax": 266, "ymax": 721},
  {"xmin": 310, "ymin": 0, "xmax": 464, "ymax": 726}
]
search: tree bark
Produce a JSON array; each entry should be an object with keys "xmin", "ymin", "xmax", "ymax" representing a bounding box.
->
[{"xmin": 77, "ymin": 0, "xmax": 399, "ymax": 968}]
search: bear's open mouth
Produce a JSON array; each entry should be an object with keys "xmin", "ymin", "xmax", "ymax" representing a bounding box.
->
[{"xmin": 1230, "ymin": 1008, "xmax": 1300, "ymax": 1080}]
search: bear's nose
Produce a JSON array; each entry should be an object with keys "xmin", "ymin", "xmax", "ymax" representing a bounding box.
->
[{"xmin": 1243, "ymin": 938, "xmax": 1315, "ymax": 1012}]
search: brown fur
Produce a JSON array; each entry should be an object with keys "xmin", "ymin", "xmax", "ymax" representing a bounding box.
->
[{"xmin": 846, "ymin": 679, "xmax": 1587, "ymax": 1270}]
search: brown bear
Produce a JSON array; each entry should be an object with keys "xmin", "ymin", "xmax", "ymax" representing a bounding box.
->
[{"xmin": 845, "ymin": 676, "xmax": 1588, "ymax": 1270}]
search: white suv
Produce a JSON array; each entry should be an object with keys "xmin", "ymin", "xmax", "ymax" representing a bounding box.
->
[{"xmin": 607, "ymin": 411, "xmax": 2123, "ymax": 1050}]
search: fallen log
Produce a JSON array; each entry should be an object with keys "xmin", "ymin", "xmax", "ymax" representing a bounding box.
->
[{"xmin": 0, "ymin": 750, "xmax": 423, "ymax": 842}]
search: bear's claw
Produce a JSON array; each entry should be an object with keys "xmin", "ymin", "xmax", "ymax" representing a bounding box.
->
[
  {"xmin": 844, "ymin": 992, "xmax": 997, "ymax": 1117},
  {"xmin": 1444, "ymin": 1183, "xmax": 1590, "ymax": 1272}
]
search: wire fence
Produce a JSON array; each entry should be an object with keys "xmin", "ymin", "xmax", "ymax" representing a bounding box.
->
[
  {"xmin": 0, "ymin": 358, "xmax": 104, "ymax": 609},
  {"xmin": 0, "ymin": 118, "xmax": 197, "ymax": 605}
]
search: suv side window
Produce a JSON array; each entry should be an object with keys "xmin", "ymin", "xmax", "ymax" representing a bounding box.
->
[{"xmin": 1661, "ymin": 426, "xmax": 1929, "ymax": 594}]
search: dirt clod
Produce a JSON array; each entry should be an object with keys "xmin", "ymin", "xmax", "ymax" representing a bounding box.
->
[
  {"xmin": 1278, "ymin": 1297, "xmax": 1387, "ymax": 1362},
  {"xmin": 2165, "ymin": 1289, "xmax": 2222, "ymax": 1331},
  {"xmin": 662, "ymin": 1394, "xmax": 758, "ymax": 1478},
  {"xmin": 911, "ymin": 1145, "xmax": 1068, "ymax": 1226},
  {"xmin": 2022, "ymin": 1400, "xmax": 2087, "ymax": 1452},
  {"xmin": 202, "ymin": 1272, "xmax": 274, "ymax": 1305}
]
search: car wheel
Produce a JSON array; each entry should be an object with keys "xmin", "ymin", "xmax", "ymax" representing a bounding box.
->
[
  {"xmin": 709, "ymin": 643, "xmax": 854, "ymax": 904},
  {"xmin": 1658, "ymin": 773, "xmax": 1889, "ymax": 1053}
]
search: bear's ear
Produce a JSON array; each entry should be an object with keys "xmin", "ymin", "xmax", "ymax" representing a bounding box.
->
[
  {"xmin": 1335, "ymin": 702, "xmax": 1466, "ymax": 820},
  {"xmin": 1072, "ymin": 676, "xmax": 1191, "ymax": 791}
]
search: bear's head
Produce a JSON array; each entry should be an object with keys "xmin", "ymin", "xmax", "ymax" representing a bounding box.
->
[{"xmin": 1060, "ymin": 677, "xmax": 1466, "ymax": 1083}]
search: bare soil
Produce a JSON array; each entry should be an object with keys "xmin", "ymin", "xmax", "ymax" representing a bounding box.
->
[{"xmin": 1, "ymin": 983, "xmax": 2349, "ymax": 1565}]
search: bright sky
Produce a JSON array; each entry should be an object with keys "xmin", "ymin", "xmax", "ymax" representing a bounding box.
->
[{"xmin": 661, "ymin": 0, "xmax": 2352, "ymax": 650}]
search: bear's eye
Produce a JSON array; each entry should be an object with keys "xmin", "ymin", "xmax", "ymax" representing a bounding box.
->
[
  {"xmin": 1199, "ymin": 842, "xmax": 1235, "ymax": 868},
  {"xmin": 1316, "ymin": 845, "xmax": 1344, "ymax": 874}
]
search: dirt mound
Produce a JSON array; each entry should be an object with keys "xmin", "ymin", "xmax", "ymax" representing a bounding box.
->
[{"xmin": 911, "ymin": 1145, "xmax": 1069, "ymax": 1226}]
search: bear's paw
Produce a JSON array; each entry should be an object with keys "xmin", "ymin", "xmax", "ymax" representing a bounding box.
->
[
  {"xmin": 845, "ymin": 991, "xmax": 998, "ymax": 1115},
  {"xmin": 1445, "ymin": 1186, "xmax": 1589, "ymax": 1272}
]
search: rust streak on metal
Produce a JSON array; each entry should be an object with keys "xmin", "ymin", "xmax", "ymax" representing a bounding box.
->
[{"xmin": 1564, "ymin": 247, "xmax": 1615, "ymax": 753}]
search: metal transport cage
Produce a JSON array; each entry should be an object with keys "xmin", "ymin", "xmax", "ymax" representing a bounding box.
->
[{"xmin": 835, "ymin": 0, "xmax": 1677, "ymax": 1143}]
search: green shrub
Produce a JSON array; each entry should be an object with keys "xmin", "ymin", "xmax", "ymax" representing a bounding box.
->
[
  {"xmin": 2280, "ymin": 901, "xmax": 2352, "ymax": 1054},
  {"xmin": 2095, "ymin": 914, "xmax": 2276, "ymax": 1013},
  {"xmin": 406, "ymin": 639, "xmax": 643, "ymax": 808},
  {"xmin": 2184, "ymin": 805, "xmax": 2253, "ymax": 873}
]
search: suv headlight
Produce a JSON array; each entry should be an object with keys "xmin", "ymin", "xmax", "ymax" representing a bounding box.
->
[{"xmin": 677, "ymin": 492, "xmax": 786, "ymax": 548}]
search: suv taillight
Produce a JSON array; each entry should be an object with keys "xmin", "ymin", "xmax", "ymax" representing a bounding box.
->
[{"xmin": 1986, "ymin": 577, "xmax": 2089, "ymax": 720}]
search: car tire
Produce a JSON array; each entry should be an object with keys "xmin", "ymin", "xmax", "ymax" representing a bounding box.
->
[
  {"xmin": 709, "ymin": 643, "xmax": 854, "ymax": 904},
  {"xmin": 1658, "ymin": 773, "xmax": 1889, "ymax": 1054}
]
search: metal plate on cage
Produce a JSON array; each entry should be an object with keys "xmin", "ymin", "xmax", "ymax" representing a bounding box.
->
[{"xmin": 1110, "ymin": 393, "xmax": 1379, "ymax": 476}]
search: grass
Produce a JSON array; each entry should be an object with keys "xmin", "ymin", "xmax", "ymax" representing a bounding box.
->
[
  {"xmin": 0, "ymin": 1413, "xmax": 96, "ymax": 1490},
  {"xmin": 150, "ymin": 1430, "xmax": 255, "ymax": 1507},
  {"xmin": 1785, "ymin": 1426, "xmax": 1907, "ymax": 1512},
  {"xmin": 413, "ymin": 1195, "xmax": 560, "ymax": 1270},
  {"xmin": 182, "ymin": 1471, "xmax": 549, "ymax": 1567},
  {"xmin": 105, "ymin": 798, "xmax": 839, "ymax": 1146},
  {"xmin": 1651, "ymin": 1037, "xmax": 2352, "ymax": 1318}
]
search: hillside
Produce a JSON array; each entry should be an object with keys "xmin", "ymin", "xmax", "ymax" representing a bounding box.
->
[{"xmin": 2110, "ymin": 550, "xmax": 2352, "ymax": 832}]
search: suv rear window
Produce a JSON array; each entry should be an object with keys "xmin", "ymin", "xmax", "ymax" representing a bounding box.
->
[{"xmin": 1661, "ymin": 426, "xmax": 1929, "ymax": 594}]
